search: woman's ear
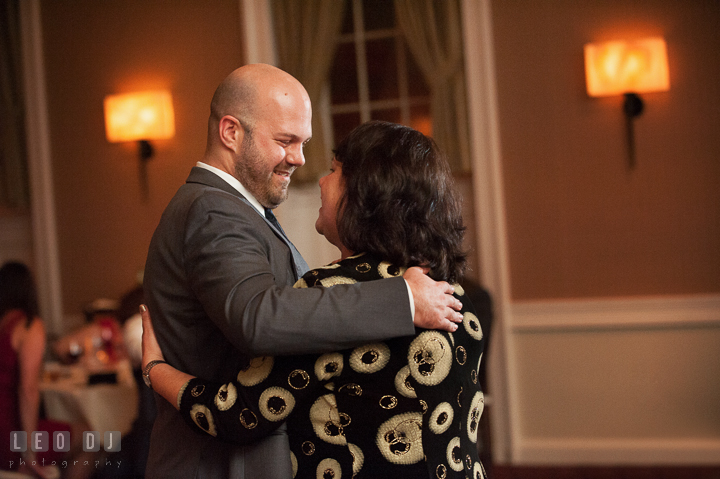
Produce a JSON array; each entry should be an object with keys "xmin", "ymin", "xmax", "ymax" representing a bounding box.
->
[{"xmin": 218, "ymin": 115, "xmax": 242, "ymax": 152}]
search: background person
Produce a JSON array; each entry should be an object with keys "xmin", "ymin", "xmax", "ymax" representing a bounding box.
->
[{"xmin": 0, "ymin": 262, "xmax": 89, "ymax": 479}]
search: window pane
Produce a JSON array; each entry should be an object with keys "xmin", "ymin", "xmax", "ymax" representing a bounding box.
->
[
  {"xmin": 367, "ymin": 38, "xmax": 398, "ymax": 101},
  {"xmin": 371, "ymin": 108, "xmax": 401, "ymax": 124},
  {"xmin": 410, "ymin": 104, "xmax": 433, "ymax": 137},
  {"xmin": 406, "ymin": 45, "xmax": 430, "ymax": 96},
  {"xmin": 362, "ymin": 0, "xmax": 395, "ymax": 31},
  {"xmin": 332, "ymin": 112, "xmax": 361, "ymax": 147},
  {"xmin": 331, "ymin": 42, "xmax": 359, "ymax": 104},
  {"xmin": 340, "ymin": 0, "xmax": 353, "ymax": 34}
]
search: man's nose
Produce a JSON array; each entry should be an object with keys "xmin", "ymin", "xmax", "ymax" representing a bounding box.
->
[{"xmin": 287, "ymin": 144, "xmax": 306, "ymax": 167}]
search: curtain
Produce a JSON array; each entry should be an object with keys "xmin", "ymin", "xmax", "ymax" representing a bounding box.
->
[
  {"xmin": 271, "ymin": 0, "xmax": 346, "ymax": 183},
  {"xmin": 0, "ymin": 0, "xmax": 30, "ymax": 209},
  {"xmin": 395, "ymin": 0, "xmax": 471, "ymax": 172}
]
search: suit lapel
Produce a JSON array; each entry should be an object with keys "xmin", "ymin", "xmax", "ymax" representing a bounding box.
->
[{"xmin": 186, "ymin": 167, "xmax": 309, "ymax": 279}]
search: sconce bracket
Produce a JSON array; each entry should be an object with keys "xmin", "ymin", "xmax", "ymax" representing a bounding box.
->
[
  {"xmin": 623, "ymin": 93, "xmax": 644, "ymax": 119},
  {"xmin": 138, "ymin": 140, "xmax": 154, "ymax": 162},
  {"xmin": 623, "ymin": 93, "xmax": 644, "ymax": 170}
]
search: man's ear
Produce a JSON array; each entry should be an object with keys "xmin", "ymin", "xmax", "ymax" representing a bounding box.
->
[{"xmin": 218, "ymin": 115, "xmax": 243, "ymax": 152}]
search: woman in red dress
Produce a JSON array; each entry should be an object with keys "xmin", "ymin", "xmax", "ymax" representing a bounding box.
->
[{"xmin": 0, "ymin": 262, "xmax": 63, "ymax": 478}]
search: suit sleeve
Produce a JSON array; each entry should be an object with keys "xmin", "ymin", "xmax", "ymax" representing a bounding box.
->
[{"xmin": 183, "ymin": 192, "xmax": 415, "ymax": 357}]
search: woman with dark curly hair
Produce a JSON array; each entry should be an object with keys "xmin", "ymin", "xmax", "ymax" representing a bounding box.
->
[{"xmin": 142, "ymin": 121, "xmax": 487, "ymax": 479}]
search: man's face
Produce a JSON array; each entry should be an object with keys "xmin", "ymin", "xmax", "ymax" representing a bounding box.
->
[{"xmin": 233, "ymin": 89, "xmax": 312, "ymax": 209}]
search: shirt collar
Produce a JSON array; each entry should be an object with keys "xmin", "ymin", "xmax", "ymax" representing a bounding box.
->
[{"xmin": 196, "ymin": 162, "xmax": 266, "ymax": 217}]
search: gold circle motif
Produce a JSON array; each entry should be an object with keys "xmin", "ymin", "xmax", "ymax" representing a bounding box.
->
[
  {"xmin": 457, "ymin": 387, "xmax": 463, "ymax": 407},
  {"xmin": 356, "ymin": 262, "xmax": 372, "ymax": 273},
  {"xmin": 236, "ymin": 356, "xmax": 274, "ymax": 386},
  {"xmin": 463, "ymin": 312, "xmax": 484, "ymax": 341},
  {"xmin": 315, "ymin": 353, "xmax": 344, "ymax": 380},
  {"xmin": 316, "ymin": 458, "xmax": 341, "ymax": 479},
  {"xmin": 320, "ymin": 276, "xmax": 357, "ymax": 287},
  {"xmin": 348, "ymin": 442, "xmax": 365, "ymax": 475},
  {"xmin": 446, "ymin": 437, "xmax": 463, "ymax": 472},
  {"xmin": 380, "ymin": 395, "xmax": 398, "ymax": 409},
  {"xmin": 338, "ymin": 383, "xmax": 363, "ymax": 396},
  {"xmin": 350, "ymin": 343, "xmax": 390, "ymax": 374},
  {"xmin": 408, "ymin": 332, "xmax": 452, "ymax": 386},
  {"xmin": 215, "ymin": 383, "xmax": 237, "ymax": 411},
  {"xmin": 239, "ymin": 408, "xmax": 258, "ymax": 429},
  {"xmin": 258, "ymin": 386, "xmax": 295, "ymax": 422},
  {"xmin": 429, "ymin": 402, "xmax": 454, "ymax": 435},
  {"xmin": 436, "ymin": 464, "xmax": 448, "ymax": 479},
  {"xmin": 473, "ymin": 462, "xmax": 484, "ymax": 479},
  {"xmin": 471, "ymin": 369, "xmax": 478, "ymax": 384},
  {"xmin": 190, "ymin": 404, "xmax": 217, "ymax": 437},
  {"xmin": 191, "ymin": 384, "xmax": 205, "ymax": 397},
  {"xmin": 288, "ymin": 369, "xmax": 310, "ymax": 389},
  {"xmin": 310, "ymin": 394, "xmax": 348, "ymax": 445},
  {"xmin": 376, "ymin": 412, "xmax": 424, "ymax": 464},
  {"xmin": 467, "ymin": 391, "xmax": 484, "ymax": 443},
  {"xmin": 394, "ymin": 366, "xmax": 417, "ymax": 398},
  {"xmin": 455, "ymin": 346, "xmax": 467, "ymax": 365},
  {"xmin": 378, "ymin": 262, "xmax": 404, "ymax": 278},
  {"xmin": 302, "ymin": 441, "xmax": 315, "ymax": 455}
]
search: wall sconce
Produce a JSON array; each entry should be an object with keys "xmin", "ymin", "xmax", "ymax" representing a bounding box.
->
[
  {"xmin": 103, "ymin": 90, "xmax": 175, "ymax": 196},
  {"xmin": 584, "ymin": 37, "xmax": 669, "ymax": 169}
]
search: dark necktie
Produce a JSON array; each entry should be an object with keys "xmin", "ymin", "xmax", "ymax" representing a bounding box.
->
[{"xmin": 264, "ymin": 208, "xmax": 288, "ymax": 240}]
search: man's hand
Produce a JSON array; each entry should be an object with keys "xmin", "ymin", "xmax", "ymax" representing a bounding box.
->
[
  {"xmin": 140, "ymin": 305, "xmax": 165, "ymax": 370},
  {"xmin": 403, "ymin": 266, "xmax": 463, "ymax": 332}
]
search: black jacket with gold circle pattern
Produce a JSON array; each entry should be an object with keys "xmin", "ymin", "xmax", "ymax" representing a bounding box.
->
[{"xmin": 179, "ymin": 253, "xmax": 486, "ymax": 479}]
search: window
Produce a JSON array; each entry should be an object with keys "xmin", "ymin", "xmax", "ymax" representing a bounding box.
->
[{"xmin": 328, "ymin": 0, "xmax": 432, "ymax": 147}]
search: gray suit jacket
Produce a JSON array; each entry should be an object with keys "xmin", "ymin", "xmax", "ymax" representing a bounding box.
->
[{"xmin": 144, "ymin": 167, "xmax": 414, "ymax": 478}]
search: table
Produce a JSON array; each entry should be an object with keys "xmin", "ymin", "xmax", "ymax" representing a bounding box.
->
[{"xmin": 40, "ymin": 360, "xmax": 139, "ymax": 441}]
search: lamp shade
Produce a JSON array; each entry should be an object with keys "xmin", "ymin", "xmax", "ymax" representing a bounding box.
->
[
  {"xmin": 104, "ymin": 90, "xmax": 175, "ymax": 142},
  {"xmin": 584, "ymin": 37, "xmax": 670, "ymax": 97}
]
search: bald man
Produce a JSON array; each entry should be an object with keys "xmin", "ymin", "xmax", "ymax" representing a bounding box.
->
[{"xmin": 143, "ymin": 64, "xmax": 462, "ymax": 478}]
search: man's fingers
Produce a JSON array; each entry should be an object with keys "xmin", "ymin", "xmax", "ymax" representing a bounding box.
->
[{"xmin": 436, "ymin": 318, "xmax": 459, "ymax": 332}]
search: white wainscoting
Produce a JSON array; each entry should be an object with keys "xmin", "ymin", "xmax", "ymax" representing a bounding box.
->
[
  {"xmin": 515, "ymin": 437, "xmax": 720, "ymax": 466},
  {"xmin": 507, "ymin": 294, "xmax": 720, "ymax": 465}
]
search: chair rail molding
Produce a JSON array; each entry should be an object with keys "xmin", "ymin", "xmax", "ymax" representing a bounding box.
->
[
  {"xmin": 516, "ymin": 437, "xmax": 720, "ymax": 465},
  {"xmin": 512, "ymin": 294, "xmax": 720, "ymax": 332}
]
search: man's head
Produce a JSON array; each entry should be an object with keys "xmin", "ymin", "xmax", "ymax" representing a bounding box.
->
[{"xmin": 205, "ymin": 64, "xmax": 312, "ymax": 208}]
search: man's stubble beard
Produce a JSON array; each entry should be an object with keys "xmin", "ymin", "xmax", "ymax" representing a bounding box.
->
[{"xmin": 234, "ymin": 131, "xmax": 291, "ymax": 209}]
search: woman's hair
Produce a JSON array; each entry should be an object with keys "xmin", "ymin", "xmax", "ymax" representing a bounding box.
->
[
  {"xmin": 0, "ymin": 262, "xmax": 39, "ymax": 326},
  {"xmin": 334, "ymin": 121, "xmax": 467, "ymax": 283}
]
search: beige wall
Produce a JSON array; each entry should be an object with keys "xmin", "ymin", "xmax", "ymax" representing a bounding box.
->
[
  {"xmin": 492, "ymin": 0, "xmax": 720, "ymax": 300},
  {"xmin": 490, "ymin": 0, "xmax": 720, "ymax": 464},
  {"xmin": 40, "ymin": 0, "xmax": 243, "ymax": 314}
]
